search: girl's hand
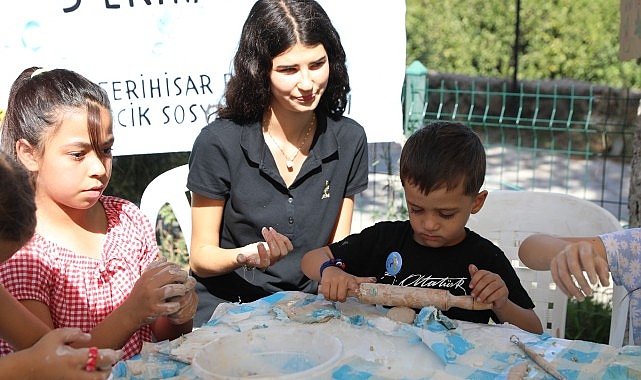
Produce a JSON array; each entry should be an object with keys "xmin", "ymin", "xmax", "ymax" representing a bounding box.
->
[
  {"xmin": 236, "ymin": 227, "xmax": 293, "ymax": 269},
  {"xmin": 468, "ymin": 264, "xmax": 509, "ymax": 309},
  {"xmin": 167, "ymin": 276, "xmax": 198, "ymax": 325},
  {"xmin": 126, "ymin": 260, "xmax": 192, "ymax": 327},
  {"xmin": 550, "ymin": 241, "xmax": 610, "ymax": 300},
  {"xmin": 23, "ymin": 328, "xmax": 122, "ymax": 379}
]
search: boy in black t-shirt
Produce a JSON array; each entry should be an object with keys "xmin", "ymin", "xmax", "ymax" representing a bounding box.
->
[{"xmin": 301, "ymin": 121, "xmax": 543, "ymax": 334}]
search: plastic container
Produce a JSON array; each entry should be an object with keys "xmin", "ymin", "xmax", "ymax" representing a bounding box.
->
[{"xmin": 191, "ymin": 327, "xmax": 342, "ymax": 379}]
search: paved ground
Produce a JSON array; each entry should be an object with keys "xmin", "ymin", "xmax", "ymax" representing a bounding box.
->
[{"xmin": 352, "ymin": 142, "xmax": 630, "ymax": 232}]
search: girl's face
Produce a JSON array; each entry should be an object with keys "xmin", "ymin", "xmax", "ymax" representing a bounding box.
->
[
  {"xmin": 33, "ymin": 107, "xmax": 114, "ymax": 211},
  {"xmin": 269, "ymin": 43, "xmax": 330, "ymax": 114},
  {"xmin": 404, "ymin": 181, "xmax": 486, "ymax": 248}
]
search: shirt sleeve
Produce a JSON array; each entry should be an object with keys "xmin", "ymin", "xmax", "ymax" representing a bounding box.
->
[
  {"xmin": 344, "ymin": 124, "xmax": 369, "ymax": 197},
  {"xmin": 599, "ymin": 228, "xmax": 641, "ymax": 345},
  {"xmin": 0, "ymin": 241, "xmax": 53, "ymax": 305},
  {"xmin": 187, "ymin": 123, "xmax": 231, "ymax": 200}
]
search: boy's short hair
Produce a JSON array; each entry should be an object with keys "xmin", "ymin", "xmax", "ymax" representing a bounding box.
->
[
  {"xmin": 0, "ymin": 151, "xmax": 36, "ymax": 245},
  {"xmin": 400, "ymin": 121, "xmax": 486, "ymax": 196}
]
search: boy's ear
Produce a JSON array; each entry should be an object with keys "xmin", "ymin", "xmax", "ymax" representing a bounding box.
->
[
  {"xmin": 470, "ymin": 190, "xmax": 488, "ymax": 214},
  {"xmin": 15, "ymin": 139, "xmax": 40, "ymax": 172}
]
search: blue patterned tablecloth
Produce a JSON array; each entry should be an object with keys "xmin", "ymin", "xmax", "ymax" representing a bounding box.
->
[{"xmin": 111, "ymin": 291, "xmax": 641, "ymax": 379}]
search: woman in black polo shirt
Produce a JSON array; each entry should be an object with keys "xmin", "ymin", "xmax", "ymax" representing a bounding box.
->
[{"xmin": 187, "ymin": 0, "xmax": 369, "ymax": 327}]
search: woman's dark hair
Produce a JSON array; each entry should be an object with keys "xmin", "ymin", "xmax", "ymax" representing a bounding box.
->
[
  {"xmin": 400, "ymin": 121, "xmax": 486, "ymax": 196},
  {"xmin": 0, "ymin": 67, "xmax": 111, "ymax": 162},
  {"xmin": 0, "ymin": 151, "xmax": 36, "ymax": 246},
  {"xmin": 217, "ymin": 0, "xmax": 349, "ymax": 124}
]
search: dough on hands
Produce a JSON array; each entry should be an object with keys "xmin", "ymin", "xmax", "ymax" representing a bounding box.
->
[{"xmin": 386, "ymin": 306, "xmax": 416, "ymax": 324}]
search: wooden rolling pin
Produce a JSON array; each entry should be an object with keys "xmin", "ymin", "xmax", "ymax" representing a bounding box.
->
[{"xmin": 350, "ymin": 283, "xmax": 493, "ymax": 311}]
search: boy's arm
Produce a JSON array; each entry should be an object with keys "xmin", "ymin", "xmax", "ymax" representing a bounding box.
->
[
  {"xmin": 493, "ymin": 301, "xmax": 543, "ymax": 334},
  {"xmin": 0, "ymin": 287, "xmax": 50, "ymax": 350},
  {"xmin": 301, "ymin": 246, "xmax": 334, "ymax": 281},
  {"xmin": 468, "ymin": 264, "xmax": 543, "ymax": 334}
]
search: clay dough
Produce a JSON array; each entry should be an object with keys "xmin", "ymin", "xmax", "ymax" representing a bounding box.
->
[{"xmin": 387, "ymin": 306, "xmax": 416, "ymax": 324}]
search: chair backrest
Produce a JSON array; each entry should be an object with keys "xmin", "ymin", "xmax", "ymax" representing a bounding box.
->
[
  {"xmin": 140, "ymin": 164, "xmax": 192, "ymax": 252},
  {"xmin": 466, "ymin": 190, "xmax": 624, "ymax": 342}
]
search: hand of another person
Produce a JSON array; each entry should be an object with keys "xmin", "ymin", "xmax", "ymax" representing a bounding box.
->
[
  {"xmin": 550, "ymin": 241, "xmax": 610, "ymax": 301},
  {"xmin": 236, "ymin": 227, "xmax": 293, "ymax": 269},
  {"xmin": 468, "ymin": 264, "xmax": 509, "ymax": 309},
  {"xmin": 166, "ymin": 276, "xmax": 198, "ymax": 325},
  {"xmin": 124, "ymin": 259, "xmax": 192, "ymax": 327},
  {"xmin": 318, "ymin": 267, "xmax": 376, "ymax": 303},
  {"xmin": 24, "ymin": 328, "xmax": 122, "ymax": 380}
]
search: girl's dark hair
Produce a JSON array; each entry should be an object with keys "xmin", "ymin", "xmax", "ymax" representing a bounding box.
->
[
  {"xmin": 0, "ymin": 67, "xmax": 111, "ymax": 161},
  {"xmin": 400, "ymin": 121, "xmax": 486, "ymax": 196},
  {"xmin": 217, "ymin": 0, "xmax": 349, "ymax": 124},
  {"xmin": 0, "ymin": 151, "xmax": 36, "ymax": 246}
]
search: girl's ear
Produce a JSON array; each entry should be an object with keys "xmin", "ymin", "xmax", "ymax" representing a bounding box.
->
[{"xmin": 15, "ymin": 139, "xmax": 40, "ymax": 172}]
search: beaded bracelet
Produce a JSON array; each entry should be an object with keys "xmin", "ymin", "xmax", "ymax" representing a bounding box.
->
[{"xmin": 319, "ymin": 258, "xmax": 346, "ymax": 278}]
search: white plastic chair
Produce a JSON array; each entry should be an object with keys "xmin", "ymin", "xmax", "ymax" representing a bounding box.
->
[
  {"xmin": 466, "ymin": 190, "xmax": 626, "ymax": 343},
  {"xmin": 139, "ymin": 164, "xmax": 192, "ymax": 252}
]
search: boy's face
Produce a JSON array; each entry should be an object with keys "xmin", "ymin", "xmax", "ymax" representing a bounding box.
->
[{"xmin": 404, "ymin": 181, "xmax": 487, "ymax": 248}]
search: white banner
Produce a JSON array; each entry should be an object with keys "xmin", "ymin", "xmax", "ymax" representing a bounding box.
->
[{"xmin": 0, "ymin": 1, "xmax": 406, "ymax": 155}]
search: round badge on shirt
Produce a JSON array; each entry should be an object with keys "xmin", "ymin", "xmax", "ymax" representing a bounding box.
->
[{"xmin": 386, "ymin": 251, "xmax": 402, "ymax": 276}]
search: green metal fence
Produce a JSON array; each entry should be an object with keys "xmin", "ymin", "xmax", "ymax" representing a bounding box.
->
[{"xmin": 354, "ymin": 63, "xmax": 638, "ymax": 230}]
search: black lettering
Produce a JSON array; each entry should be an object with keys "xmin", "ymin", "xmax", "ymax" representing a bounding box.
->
[
  {"xmin": 188, "ymin": 104, "xmax": 198, "ymax": 122},
  {"xmin": 173, "ymin": 77, "xmax": 182, "ymax": 96},
  {"xmin": 162, "ymin": 106, "xmax": 171, "ymax": 124},
  {"xmin": 199, "ymin": 74, "xmax": 213, "ymax": 94},
  {"xmin": 174, "ymin": 105, "xmax": 185, "ymax": 123},
  {"xmin": 117, "ymin": 108, "xmax": 128, "ymax": 127},
  {"xmin": 184, "ymin": 76, "xmax": 198, "ymax": 96},
  {"xmin": 138, "ymin": 107, "xmax": 151, "ymax": 125},
  {"xmin": 63, "ymin": 0, "xmax": 81, "ymax": 13},
  {"xmin": 149, "ymin": 78, "xmax": 161, "ymax": 98},
  {"xmin": 125, "ymin": 80, "xmax": 139, "ymax": 99},
  {"xmin": 106, "ymin": 0, "xmax": 120, "ymax": 9}
]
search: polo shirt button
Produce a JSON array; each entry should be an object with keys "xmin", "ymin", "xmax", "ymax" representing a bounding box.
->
[
  {"xmin": 288, "ymin": 197, "xmax": 293, "ymax": 203},
  {"xmin": 288, "ymin": 217, "xmax": 294, "ymax": 224}
]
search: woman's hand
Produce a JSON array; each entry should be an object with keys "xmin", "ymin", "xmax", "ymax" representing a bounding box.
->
[
  {"xmin": 550, "ymin": 241, "xmax": 610, "ymax": 300},
  {"xmin": 236, "ymin": 227, "xmax": 293, "ymax": 269}
]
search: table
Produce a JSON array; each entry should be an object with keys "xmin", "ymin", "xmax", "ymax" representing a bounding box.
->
[{"xmin": 111, "ymin": 291, "xmax": 640, "ymax": 379}]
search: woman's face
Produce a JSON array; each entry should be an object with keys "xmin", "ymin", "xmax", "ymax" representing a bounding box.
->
[{"xmin": 269, "ymin": 43, "xmax": 330, "ymax": 114}]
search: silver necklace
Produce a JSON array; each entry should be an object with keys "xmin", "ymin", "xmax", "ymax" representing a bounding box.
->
[{"xmin": 265, "ymin": 113, "xmax": 315, "ymax": 170}]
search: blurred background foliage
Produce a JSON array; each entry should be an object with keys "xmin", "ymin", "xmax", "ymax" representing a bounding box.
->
[{"xmin": 406, "ymin": 0, "xmax": 641, "ymax": 89}]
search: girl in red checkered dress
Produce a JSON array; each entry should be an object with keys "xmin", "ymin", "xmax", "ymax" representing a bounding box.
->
[
  {"xmin": 0, "ymin": 67, "xmax": 198, "ymax": 360},
  {"xmin": 0, "ymin": 150, "xmax": 123, "ymax": 378}
]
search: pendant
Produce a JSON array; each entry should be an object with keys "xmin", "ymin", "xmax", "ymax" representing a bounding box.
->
[{"xmin": 286, "ymin": 160, "xmax": 294, "ymax": 169}]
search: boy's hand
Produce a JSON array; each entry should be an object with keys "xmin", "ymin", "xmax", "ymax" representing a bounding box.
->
[
  {"xmin": 318, "ymin": 267, "xmax": 376, "ymax": 302},
  {"xmin": 468, "ymin": 264, "xmax": 509, "ymax": 309}
]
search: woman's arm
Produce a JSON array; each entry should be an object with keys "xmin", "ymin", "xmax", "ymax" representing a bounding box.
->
[
  {"xmin": 519, "ymin": 233, "xmax": 609, "ymax": 299},
  {"xmin": 328, "ymin": 196, "xmax": 355, "ymax": 243},
  {"xmin": 189, "ymin": 193, "xmax": 293, "ymax": 277}
]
